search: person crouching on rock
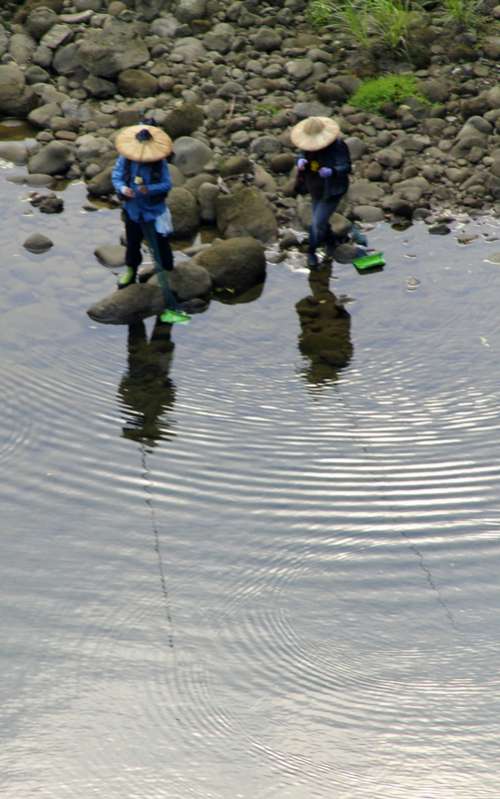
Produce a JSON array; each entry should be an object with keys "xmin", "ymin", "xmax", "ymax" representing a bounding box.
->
[
  {"xmin": 291, "ymin": 116, "xmax": 352, "ymax": 269},
  {"xmin": 112, "ymin": 121, "xmax": 174, "ymax": 289}
]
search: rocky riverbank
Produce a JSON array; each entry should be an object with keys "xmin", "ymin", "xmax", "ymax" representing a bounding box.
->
[{"xmin": 1, "ymin": 0, "xmax": 499, "ymax": 258}]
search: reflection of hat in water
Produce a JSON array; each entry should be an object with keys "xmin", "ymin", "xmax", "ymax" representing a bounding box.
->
[
  {"xmin": 115, "ymin": 125, "xmax": 173, "ymax": 162},
  {"xmin": 290, "ymin": 116, "xmax": 341, "ymax": 151}
]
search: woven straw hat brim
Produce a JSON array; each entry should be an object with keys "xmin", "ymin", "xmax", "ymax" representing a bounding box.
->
[
  {"xmin": 290, "ymin": 117, "xmax": 341, "ymax": 151},
  {"xmin": 115, "ymin": 125, "xmax": 173, "ymax": 162}
]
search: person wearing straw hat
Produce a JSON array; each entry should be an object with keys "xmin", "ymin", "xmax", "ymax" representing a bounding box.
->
[
  {"xmin": 291, "ymin": 116, "xmax": 352, "ymax": 269},
  {"xmin": 112, "ymin": 121, "xmax": 175, "ymax": 290}
]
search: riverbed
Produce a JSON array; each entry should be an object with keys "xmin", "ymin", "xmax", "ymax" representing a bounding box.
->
[{"xmin": 1, "ymin": 134, "xmax": 500, "ymax": 798}]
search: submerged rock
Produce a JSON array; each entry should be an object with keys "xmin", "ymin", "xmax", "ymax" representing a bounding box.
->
[{"xmin": 23, "ymin": 233, "xmax": 54, "ymax": 253}]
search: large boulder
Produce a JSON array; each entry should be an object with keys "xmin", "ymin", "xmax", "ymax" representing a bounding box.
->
[
  {"xmin": 172, "ymin": 136, "xmax": 212, "ymax": 177},
  {"xmin": 0, "ymin": 142, "xmax": 30, "ymax": 164},
  {"xmin": 87, "ymin": 164, "xmax": 114, "ymax": 196},
  {"xmin": 87, "ymin": 283, "xmax": 165, "ymax": 325},
  {"xmin": 25, "ymin": 6, "xmax": 58, "ymax": 39},
  {"xmin": 175, "ymin": 0, "xmax": 207, "ymax": 23},
  {"xmin": 78, "ymin": 24, "xmax": 149, "ymax": 78},
  {"xmin": 204, "ymin": 23, "xmax": 235, "ymax": 54},
  {"xmin": 9, "ymin": 32, "xmax": 37, "ymax": 65},
  {"xmin": 28, "ymin": 141, "xmax": 74, "ymax": 175},
  {"xmin": 164, "ymin": 104, "xmax": 204, "ymax": 140},
  {"xmin": 118, "ymin": 69, "xmax": 158, "ymax": 97},
  {"xmin": 168, "ymin": 187, "xmax": 200, "ymax": 237},
  {"xmin": 195, "ymin": 237, "xmax": 266, "ymax": 294},
  {"xmin": 215, "ymin": 187, "xmax": 278, "ymax": 243},
  {"xmin": 0, "ymin": 64, "xmax": 35, "ymax": 117},
  {"xmin": 166, "ymin": 260, "xmax": 212, "ymax": 300}
]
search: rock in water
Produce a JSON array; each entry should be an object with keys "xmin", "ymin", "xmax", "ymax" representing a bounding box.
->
[{"xmin": 23, "ymin": 233, "xmax": 54, "ymax": 253}]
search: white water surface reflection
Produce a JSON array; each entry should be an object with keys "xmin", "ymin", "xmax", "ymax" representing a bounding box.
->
[{"xmin": 1, "ymin": 144, "xmax": 500, "ymax": 798}]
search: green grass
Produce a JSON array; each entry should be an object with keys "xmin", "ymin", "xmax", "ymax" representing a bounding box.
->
[
  {"xmin": 350, "ymin": 74, "xmax": 430, "ymax": 113},
  {"xmin": 255, "ymin": 102, "xmax": 281, "ymax": 116},
  {"xmin": 442, "ymin": 0, "xmax": 479, "ymax": 26},
  {"xmin": 306, "ymin": 0, "xmax": 335, "ymax": 27}
]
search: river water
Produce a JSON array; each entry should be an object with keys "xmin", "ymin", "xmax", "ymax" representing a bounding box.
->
[{"xmin": 1, "ymin": 127, "xmax": 500, "ymax": 798}]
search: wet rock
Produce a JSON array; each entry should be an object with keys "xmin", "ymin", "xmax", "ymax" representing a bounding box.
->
[
  {"xmin": 9, "ymin": 32, "xmax": 37, "ymax": 66},
  {"xmin": 219, "ymin": 155, "xmax": 252, "ymax": 177},
  {"xmin": 175, "ymin": 0, "xmax": 207, "ymax": 23},
  {"xmin": 198, "ymin": 182, "xmax": 219, "ymax": 223},
  {"xmin": 25, "ymin": 6, "xmax": 58, "ymax": 39},
  {"xmin": 30, "ymin": 191, "xmax": 64, "ymax": 213},
  {"xmin": 0, "ymin": 142, "xmax": 29, "ymax": 164},
  {"xmin": 23, "ymin": 233, "xmax": 54, "ymax": 253},
  {"xmin": 52, "ymin": 42, "xmax": 83, "ymax": 75},
  {"xmin": 172, "ymin": 136, "xmax": 212, "ymax": 177},
  {"xmin": 429, "ymin": 223, "xmax": 451, "ymax": 235},
  {"xmin": 87, "ymin": 164, "xmax": 114, "ymax": 196},
  {"xmin": 168, "ymin": 187, "xmax": 200, "ymax": 237},
  {"xmin": 118, "ymin": 68, "xmax": 158, "ymax": 98},
  {"xmin": 353, "ymin": 205, "xmax": 385, "ymax": 223},
  {"xmin": 87, "ymin": 283, "xmax": 165, "ymax": 325},
  {"xmin": 216, "ymin": 186, "xmax": 277, "ymax": 243},
  {"xmin": 204, "ymin": 23, "xmax": 235, "ymax": 54},
  {"xmin": 79, "ymin": 24, "xmax": 149, "ymax": 78},
  {"xmin": 164, "ymin": 104, "xmax": 204, "ymax": 140},
  {"xmin": 28, "ymin": 141, "xmax": 73, "ymax": 175},
  {"xmin": 94, "ymin": 245, "xmax": 126, "ymax": 268},
  {"xmin": 0, "ymin": 63, "xmax": 35, "ymax": 117},
  {"xmin": 195, "ymin": 236, "xmax": 266, "ymax": 294},
  {"xmin": 167, "ymin": 259, "xmax": 212, "ymax": 300}
]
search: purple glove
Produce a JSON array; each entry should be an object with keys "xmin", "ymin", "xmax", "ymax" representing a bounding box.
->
[
  {"xmin": 297, "ymin": 158, "xmax": 308, "ymax": 171},
  {"xmin": 319, "ymin": 166, "xmax": 333, "ymax": 178}
]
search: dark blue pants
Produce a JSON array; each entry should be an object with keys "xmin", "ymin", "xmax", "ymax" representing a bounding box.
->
[
  {"xmin": 308, "ymin": 195, "xmax": 343, "ymax": 254},
  {"xmin": 124, "ymin": 212, "xmax": 173, "ymax": 272}
]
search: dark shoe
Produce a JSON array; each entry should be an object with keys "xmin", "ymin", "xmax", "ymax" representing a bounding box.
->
[
  {"xmin": 325, "ymin": 239, "xmax": 337, "ymax": 259},
  {"xmin": 307, "ymin": 252, "xmax": 319, "ymax": 269}
]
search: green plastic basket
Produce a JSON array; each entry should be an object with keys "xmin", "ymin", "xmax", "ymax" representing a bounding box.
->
[{"xmin": 352, "ymin": 252, "xmax": 385, "ymax": 271}]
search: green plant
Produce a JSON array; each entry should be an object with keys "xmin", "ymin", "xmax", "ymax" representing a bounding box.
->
[
  {"xmin": 335, "ymin": 0, "xmax": 423, "ymax": 53},
  {"xmin": 255, "ymin": 102, "xmax": 281, "ymax": 116},
  {"xmin": 350, "ymin": 74, "xmax": 430, "ymax": 113},
  {"xmin": 306, "ymin": 0, "xmax": 335, "ymax": 28},
  {"xmin": 442, "ymin": 0, "xmax": 479, "ymax": 27}
]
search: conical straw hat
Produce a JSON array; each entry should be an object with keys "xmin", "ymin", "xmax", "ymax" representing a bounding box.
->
[
  {"xmin": 115, "ymin": 124, "xmax": 173, "ymax": 162},
  {"xmin": 290, "ymin": 116, "xmax": 341, "ymax": 151}
]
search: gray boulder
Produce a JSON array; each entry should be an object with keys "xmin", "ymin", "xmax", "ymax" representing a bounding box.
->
[
  {"xmin": 175, "ymin": 0, "xmax": 207, "ymax": 22},
  {"xmin": 28, "ymin": 102, "xmax": 61, "ymax": 128},
  {"xmin": 9, "ymin": 33, "xmax": 37, "ymax": 66},
  {"xmin": 25, "ymin": 6, "xmax": 58, "ymax": 40},
  {"xmin": 195, "ymin": 237, "xmax": 266, "ymax": 294},
  {"xmin": 28, "ymin": 141, "xmax": 73, "ymax": 175},
  {"xmin": 78, "ymin": 25, "xmax": 149, "ymax": 77},
  {"xmin": 0, "ymin": 64, "xmax": 34, "ymax": 117},
  {"xmin": 168, "ymin": 187, "xmax": 200, "ymax": 237},
  {"xmin": 171, "ymin": 37, "xmax": 206, "ymax": 64},
  {"xmin": 40, "ymin": 23, "xmax": 73, "ymax": 50},
  {"xmin": 94, "ymin": 245, "xmax": 126, "ymax": 267},
  {"xmin": 216, "ymin": 187, "xmax": 278, "ymax": 243},
  {"xmin": 167, "ymin": 259, "xmax": 212, "ymax": 300},
  {"xmin": 87, "ymin": 283, "xmax": 165, "ymax": 325},
  {"xmin": 173, "ymin": 136, "xmax": 212, "ymax": 177},
  {"xmin": 204, "ymin": 23, "xmax": 235, "ymax": 54},
  {"xmin": 252, "ymin": 27, "xmax": 282, "ymax": 51},
  {"xmin": 197, "ymin": 182, "xmax": 219, "ymax": 223},
  {"xmin": 52, "ymin": 42, "xmax": 82, "ymax": 75},
  {"xmin": 118, "ymin": 69, "xmax": 158, "ymax": 97},
  {"xmin": 0, "ymin": 142, "xmax": 29, "ymax": 164},
  {"xmin": 87, "ymin": 165, "xmax": 114, "ymax": 196}
]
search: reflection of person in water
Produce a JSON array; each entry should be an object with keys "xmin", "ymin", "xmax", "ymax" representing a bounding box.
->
[
  {"xmin": 295, "ymin": 262, "xmax": 353, "ymax": 385},
  {"xmin": 118, "ymin": 319, "xmax": 176, "ymax": 446}
]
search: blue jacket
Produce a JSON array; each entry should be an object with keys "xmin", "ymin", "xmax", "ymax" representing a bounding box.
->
[{"xmin": 111, "ymin": 156, "xmax": 172, "ymax": 222}]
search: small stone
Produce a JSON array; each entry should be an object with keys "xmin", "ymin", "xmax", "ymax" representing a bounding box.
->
[{"xmin": 23, "ymin": 233, "xmax": 54, "ymax": 253}]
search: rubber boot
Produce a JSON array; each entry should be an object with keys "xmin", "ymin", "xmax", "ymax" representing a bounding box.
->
[{"xmin": 118, "ymin": 266, "xmax": 136, "ymax": 289}]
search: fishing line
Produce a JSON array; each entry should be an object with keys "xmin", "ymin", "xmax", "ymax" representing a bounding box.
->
[
  {"xmin": 331, "ymin": 378, "xmax": 460, "ymax": 634},
  {"xmin": 140, "ymin": 442, "xmax": 175, "ymax": 650}
]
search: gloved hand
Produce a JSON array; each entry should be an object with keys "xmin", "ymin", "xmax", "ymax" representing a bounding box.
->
[
  {"xmin": 319, "ymin": 166, "xmax": 333, "ymax": 178},
  {"xmin": 297, "ymin": 158, "xmax": 308, "ymax": 171}
]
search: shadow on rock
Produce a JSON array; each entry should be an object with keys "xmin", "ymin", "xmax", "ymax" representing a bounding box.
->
[
  {"xmin": 118, "ymin": 319, "xmax": 177, "ymax": 447},
  {"xmin": 295, "ymin": 264, "xmax": 353, "ymax": 386}
]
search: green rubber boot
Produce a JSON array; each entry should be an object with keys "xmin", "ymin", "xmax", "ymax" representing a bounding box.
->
[
  {"xmin": 118, "ymin": 266, "xmax": 136, "ymax": 289},
  {"xmin": 160, "ymin": 309, "xmax": 191, "ymax": 325}
]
